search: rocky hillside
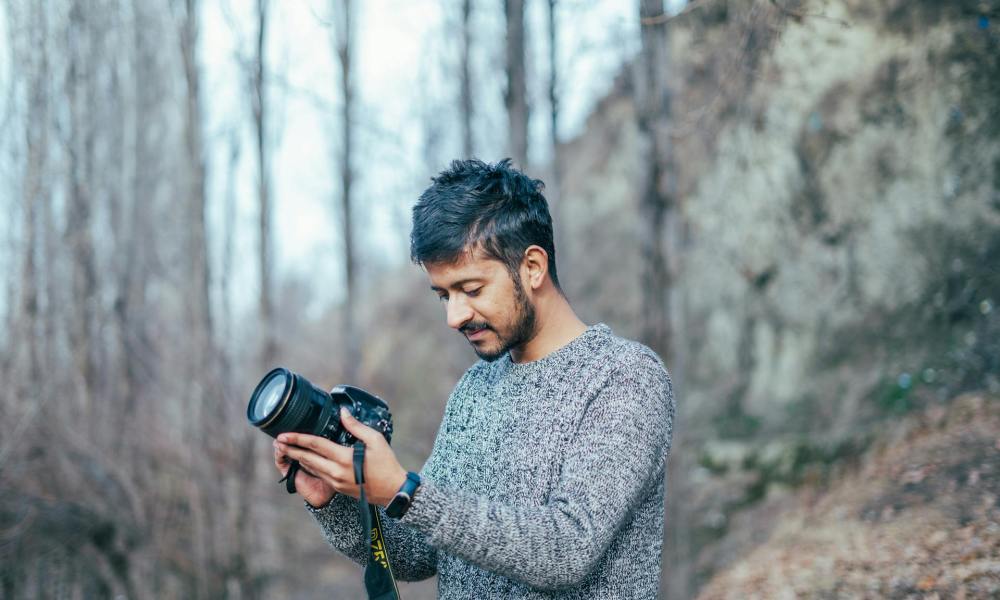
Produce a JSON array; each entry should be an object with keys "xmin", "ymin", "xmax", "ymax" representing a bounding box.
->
[{"xmin": 554, "ymin": 0, "xmax": 999, "ymax": 597}]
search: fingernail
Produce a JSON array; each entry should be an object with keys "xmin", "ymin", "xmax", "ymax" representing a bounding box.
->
[{"xmin": 340, "ymin": 407, "xmax": 350, "ymax": 418}]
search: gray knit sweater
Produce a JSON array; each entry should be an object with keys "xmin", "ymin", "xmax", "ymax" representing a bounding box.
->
[{"xmin": 309, "ymin": 323, "xmax": 675, "ymax": 599}]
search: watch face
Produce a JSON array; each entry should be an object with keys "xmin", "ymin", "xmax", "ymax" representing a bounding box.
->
[
  {"xmin": 387, "ymin": 471, "xmax": 420, "ymax": 518},
  {"xmin": 386, "ymin": 493, "xmax": 410, "ymax": 518}
]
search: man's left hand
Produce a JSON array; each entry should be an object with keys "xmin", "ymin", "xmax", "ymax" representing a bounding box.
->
[{"xmin": 275, "ymin": 407, "xmax": 408, "ymax": 507}]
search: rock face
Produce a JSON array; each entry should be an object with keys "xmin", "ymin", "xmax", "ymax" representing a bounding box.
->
[
  {"xmin": 555, "ymin": 0, "xmax": 999, "ymax": 597},
  {"xmin": 563, "ymin": 0, "xmax": 999, "ymax": 429},
  {"xmin": 674, "ymin": 1, "xmax": 998, "ymax": 431}
]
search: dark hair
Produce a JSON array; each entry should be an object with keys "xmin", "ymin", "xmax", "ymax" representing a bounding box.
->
[{"xmin": 410, "ymin": 158, "xmax": 560, "ymax": 289}]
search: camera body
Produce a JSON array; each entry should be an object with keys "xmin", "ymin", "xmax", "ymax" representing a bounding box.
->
[
  {"xmin": 247, "ymin": 367, "xmax": 393, "ymax": 446},
  {"xmin": 325, "ymin": 384, "xmax": 394, "ymax": 445}
]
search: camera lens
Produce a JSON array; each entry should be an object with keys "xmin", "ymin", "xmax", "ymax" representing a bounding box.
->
[
  {"xmin": 247, "ymin": 367, "xmax": 335, "ymax": 438},
  {"xmin": 251, "ymin": 371, "xmax": 289, "ymax": 423}
]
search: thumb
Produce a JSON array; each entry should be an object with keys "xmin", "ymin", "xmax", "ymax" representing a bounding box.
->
[{"xmin": 340, "ymin": 407, "xmax": 379, "ymax": 444}]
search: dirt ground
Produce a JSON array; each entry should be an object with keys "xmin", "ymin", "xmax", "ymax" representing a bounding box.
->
[{"xmin": 697, "ymin": 393, "xmax": 1000, "ymax": 599}]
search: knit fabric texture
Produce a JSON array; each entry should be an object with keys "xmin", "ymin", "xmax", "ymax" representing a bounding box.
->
[{"xmin": 309, "ymin": 323, "xmax": 675, "ymax": 599}]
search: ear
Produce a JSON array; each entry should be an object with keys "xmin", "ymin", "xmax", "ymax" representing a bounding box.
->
[{"xmin": 521, "ymin": 245, "xmax": 549, "ymax": 291}]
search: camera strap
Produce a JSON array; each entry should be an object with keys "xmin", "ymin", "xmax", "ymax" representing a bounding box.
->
[{"xmin": 354, "ymin": 441, "xmax": 401, "ymax": 600}]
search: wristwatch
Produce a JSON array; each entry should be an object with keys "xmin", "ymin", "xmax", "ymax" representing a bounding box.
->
[{"xmin": 386, "ymin": 471, "xmax": 422, "ymax": 519}]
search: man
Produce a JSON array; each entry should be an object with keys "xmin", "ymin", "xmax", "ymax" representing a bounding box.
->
[{"xmin": 274, "ymin": 159, "xmax": 675, "ymax": 599}]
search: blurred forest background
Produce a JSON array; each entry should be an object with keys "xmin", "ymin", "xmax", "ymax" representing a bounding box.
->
[{"xmin": 1, "ymin": 0, "xmax": 999, "ymax": 598}]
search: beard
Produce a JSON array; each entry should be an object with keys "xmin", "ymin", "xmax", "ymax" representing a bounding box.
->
[{"xmin": 460, "ymin": 276, "xmax": 537, "ymax": 362}]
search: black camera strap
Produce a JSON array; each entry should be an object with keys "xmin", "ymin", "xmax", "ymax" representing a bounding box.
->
[{"xmin": 354, "ymin": 441, "xmax": 401, "ymax": 600}]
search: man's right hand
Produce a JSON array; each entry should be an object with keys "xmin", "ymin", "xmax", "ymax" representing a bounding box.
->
[{"xmin": 274, "ymin": 440, "xmax": 336, "ymax": 509}]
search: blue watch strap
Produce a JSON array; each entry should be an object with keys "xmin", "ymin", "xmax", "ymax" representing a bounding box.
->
[{"xmin": 400, "ymin": 471, "xmax": 421, "ymax": 497}]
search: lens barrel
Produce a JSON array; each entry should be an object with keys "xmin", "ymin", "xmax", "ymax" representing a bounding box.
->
[{"xmin": 247, "ymin": 368, "xmax": 335, "ymax": 438}]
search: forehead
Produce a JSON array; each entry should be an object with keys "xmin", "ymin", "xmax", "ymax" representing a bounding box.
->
[{"xmin": 425, "ymin": 250, "xmax": 508, "ymax": 288}]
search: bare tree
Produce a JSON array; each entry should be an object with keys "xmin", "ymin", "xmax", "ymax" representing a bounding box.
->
[
  {"xmin": 114, "ymin": 0, "xmax": 159, "ymax": 434},
  {"xmin": 547, "ymin": 0, "xmax": 563, "ymax": 249},
  {"xmin": 254, "ymin": 0, "xmax": 276, "ymax": 373},
  {"xmin": 221, "ymin": 3, "xmax": 274, "ymax": 597},
  {"xmin": 505, "ymin": 0, "xmax": 529, "ymax": 168},
  {"xmin": 174, "ymin": 1, "xmax": 218, "ymax": 595},
  {"xmin": 219, "ymin": 128, "xmax": 242, "ymax": 386},
  {"xmin": 65, "ymin": 0, "xmax": 100, "ymax": 420},
  {"xmin": 331, "ymin": 0, "xmax": 359, "ymax": 383},
  {"xmin": 636, "ymin": 0, "xmax": 677, "ymax": 364},
  {"xmin": 177, "ymin": 0, "xmax": 213, "ymax": 365},
  {"xmin": 210, "ymin": 0, "xmax": 278, "ymax": 598},
  {"xmin": 637, "ymin": 5, "xmax": 691, "ymax": 600},
  {"xmin": 18, "ymin": 0, "xmax": 48, "ymax": 396},
  {"xmin": 460, "ymin": 0, "xmax": 474, "ymax": 158},
  {"xmin": 1, "ymin": 0, "xmax": 48, "ymax": 492}
]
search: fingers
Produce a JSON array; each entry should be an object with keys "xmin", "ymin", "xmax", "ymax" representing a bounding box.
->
[
  {"xmin": 338, "ymin": 408, "xmax": 383, "ymax": 445},
  {"xmin": 273, "ymin": 444, "xmax": 290, "ymax": 474},
  {"xmin": 278, "ymin": 432, "xmax": 352, "ymax": 462},
  {"xmin": 277, "ymin": 442, "xmax": 353, "ymax": 488}
]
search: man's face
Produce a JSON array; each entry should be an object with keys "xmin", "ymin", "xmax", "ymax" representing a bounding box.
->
[{"xmin": 426, "ymin": 251, "xmax": 537, "ymax": 362}]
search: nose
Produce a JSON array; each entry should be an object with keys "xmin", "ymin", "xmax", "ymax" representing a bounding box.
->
[{"xmin": 445, "ymin": 295, "xmax": 474, "ymax": 330}]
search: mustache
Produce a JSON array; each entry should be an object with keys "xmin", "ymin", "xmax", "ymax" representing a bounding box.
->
[{"xmin": 460, "ymin": 322, "xmax": 492, "ymax": 335}]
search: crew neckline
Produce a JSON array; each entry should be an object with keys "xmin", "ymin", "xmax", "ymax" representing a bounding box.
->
[{"xmin": 502, "ymin": 323, "xmax": 610, "ymax": 374}]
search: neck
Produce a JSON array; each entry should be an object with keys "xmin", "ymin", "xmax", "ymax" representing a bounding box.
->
[{"xmin": 510, "ymin": 290, "xmax": 587, "ymax": 364}]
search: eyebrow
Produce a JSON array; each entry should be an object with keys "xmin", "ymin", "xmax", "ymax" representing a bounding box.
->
[{"xmin": 430, "ymin": 278, "xmax": 483, "ymax": 292}]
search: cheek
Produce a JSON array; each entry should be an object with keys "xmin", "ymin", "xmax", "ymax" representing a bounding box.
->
[
  {"xmin": 483, "ymin": 302, "xmax": 513, "ymax": 330},
  {"xmin": 477, "ymin": 293, "xmax": 506, "ymax": 319}
]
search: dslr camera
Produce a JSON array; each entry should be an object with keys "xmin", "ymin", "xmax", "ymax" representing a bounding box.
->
[{"xmin": 247, "ymin": 367, "xmax": 393, "ymax": 445}]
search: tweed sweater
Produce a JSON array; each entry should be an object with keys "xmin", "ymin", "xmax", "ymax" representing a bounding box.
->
[{"xmin": 309, "ymin": 323, "xmax": 675, "ymax": 599}]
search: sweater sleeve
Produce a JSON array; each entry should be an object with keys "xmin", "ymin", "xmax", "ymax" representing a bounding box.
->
[
  {"xmin": 308, "ymin": 489, "xmax": 439, "ymax": 581},
  {"xmin": 305, "ymin": 369, "xmax": 486, "ymax": 581},
  {"xmin": 398, "ymin": 353, "xmax": 674, "ymax": 591},
  {"xmin": 304, "ymin": 367, "xmax": 489, "ymax": 582}
]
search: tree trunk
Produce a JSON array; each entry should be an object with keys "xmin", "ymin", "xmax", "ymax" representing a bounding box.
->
[
  {"xmin": 177, "ymin": 2, "xmax": 215, "ymax": 595},
  {"xmin": 19, "ymin": 0, "xmax": 49, "ymax": 394},
  {"xmin": 254, "ymin": 0, "xmax": 276, "ymax": 373},
  {"xmin": 65, "ymin": 0, "xmax": 99, "ymax": 420},
  {"xmin": 547, "ymin": 0, "xmax": 563, "ymax": 255},
  {"xmin": 504, "ymin": 0, "xmax": 528, "ymax": 168},
  {"xmin": 637, "ymin": 4, "xmax": 689, "ymax": 600},
  {"xmin": 334, "ymin": 0, "xmax": 359, "ymax": 384},
  {"xmin": 119, "ymin": 0, "xmax": 159, "ymax": 429},
  {"xmin": 179, "ymin": 0, "xmax": 213, "ymax": 370},
  {"xmin": 10, "ymin": 52, "xmax": 42, "ymax": 466},
  {"xmin": 231, "ymin": 3, "xmax": 272, "ymax": 597},
  {"xmin": 219, "ymin": 129, "xmax": 241, "ymax": 392},
  {"xmin": 636, "ymin": 0, "xmax": 676, "ymax": 364},
  {"xmin": 460, "ymin": 0, "xmax": 474, "ymax": 158}
]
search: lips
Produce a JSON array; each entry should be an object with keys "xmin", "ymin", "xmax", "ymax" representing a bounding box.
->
[{"xmin": 463, "ymin": 326, "xmax": 490, "ymax": 341}]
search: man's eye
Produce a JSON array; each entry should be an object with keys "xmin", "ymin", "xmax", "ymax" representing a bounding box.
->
[
  {"xmin": 465, "ymin": 288, "xmax": 482, "ymax": 297},
  {"xmin": 436, "ymin": 294, "xmax": 448, "ymax": 302}
]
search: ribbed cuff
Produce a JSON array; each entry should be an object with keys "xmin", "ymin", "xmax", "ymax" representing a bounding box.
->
[
  {"xmin": 306, "ymin": 492, "xmax": 354, "ymax": 526},
  {"xmin": 304, "ymin": 494, "xmax": 335, "ymax": 513},
  {"xmin": 398, "ymin": 477, "xmax": 447, "ymax": 538}
]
